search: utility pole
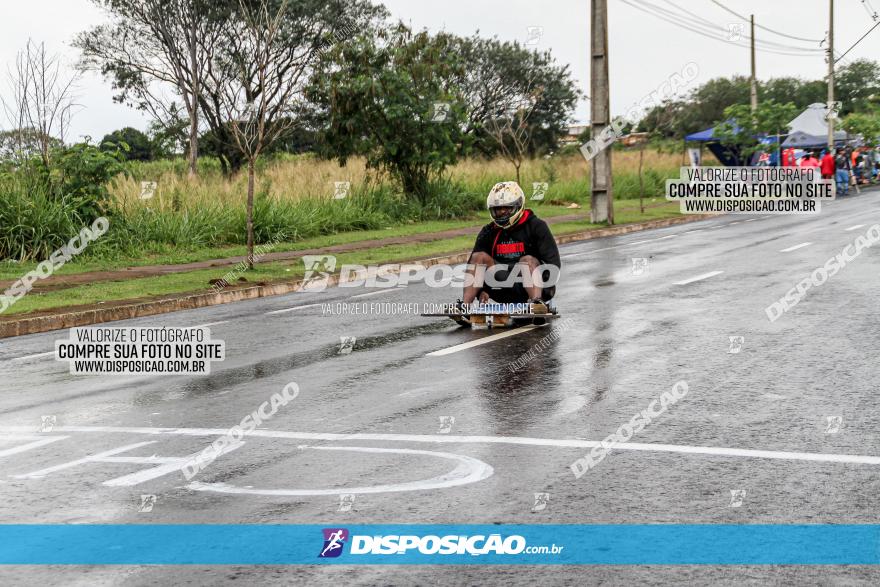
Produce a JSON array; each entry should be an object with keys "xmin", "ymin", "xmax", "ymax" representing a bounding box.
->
[
  {"xmin": 750, "ymin": 15, "xmax": 758, "ymax": 113},
  {"xmin": 590, "ymin": 0, "xmax": 613, "ymax": 224},
  {"xmin": 827, "ymin": 0, "xmax": 835, "ymax": 150}
]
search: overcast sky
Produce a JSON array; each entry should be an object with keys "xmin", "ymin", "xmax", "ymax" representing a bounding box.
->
[{"xmin": 1, "ymin": 0, "xmax": 878, "ymax": 141}]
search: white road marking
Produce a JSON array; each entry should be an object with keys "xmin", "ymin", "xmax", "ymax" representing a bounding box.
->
[
  {"xmin": 188, "ymin": 445, "xmax": 493, "ymax": 496},
  {"xmin": 845, "ymin": 224, "xmax": 865, "ymax": 231},
  {"xmin": 426, "ymin": 325, "xmax": 546, "ymax": 356},
  {"xmin": 780, "ymin": 242, "xmax": 812, "ymax": 252},
  {"xmin": 11, "ymin": 351, "xmax": 55, "ymax": 362},
  {"xmin": 760, "ymin": 215, "xmax": 772, "ymax": 219},
  {"xmin": 744, "ymin": 218, "xmax": 758, "ymax": 222},
  {"xmin": 192, "ymin": 321, "xmax": 228, "ymax": 328},
  {"xmin": 9, "ymin": 426, "xmax": 880, "ymax": 468},
  {"xmin": 12, "ymin": 438, "xmax": 244, "ymax": 487},
  {"xmin": 557, "ymin": 396, "xmax": 588, "ymax": 415},
  {"xmin": 562, "ymin": 227, "xmax": 715, "ymax": 259},
  {"xmin": 13, "ymin": 442, "xmax": 158, "ymax": 479},
  {"xmin": 763, "ymin": 393, "xmax": 788, "ymax": 400},
  {"xmin": 265, "ymin": 303, "xmax": 322, "ymax": 315},
  {"xmin": 350, "ymin": 289, "xmax": 398, "ymax": 299},
  {"xmin": 674, "ymin": 271, "xmax": 724, "ymax": 286},
  {"xmin": 561, "ymin": 245, "xmax": 619, "ymax": 259},
  {"xmin": 0, "ymin": 435, "xmax": 68, "ymax": 458}
]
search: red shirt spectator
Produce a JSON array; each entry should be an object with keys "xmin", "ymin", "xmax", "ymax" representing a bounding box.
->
[
  {"xmin": 820, "ymin": 152, "xmax": 836, "ymax": 178},
  {"xmin": 800, "ymin": 155, "xmax": 820, "ymax": 168},
  {"xmin": 782, "ymin": 148, "xmax": 797, "ymax": 167}
]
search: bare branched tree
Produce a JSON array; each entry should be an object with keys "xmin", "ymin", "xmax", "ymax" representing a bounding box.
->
[
  {"xmin": 216, "ymin": 0, "xmax": 327, "ymax": 269},
  {"xmin": 483, "ymin": 79, "xmax": 544, "ymax": 185},
  {"xmin": 1, "ymin": 40, "xmax": 79, "ymax": 166},
  {"xmin": 76, "ymin": 0, "xmax": 230, "ymax": 176}
]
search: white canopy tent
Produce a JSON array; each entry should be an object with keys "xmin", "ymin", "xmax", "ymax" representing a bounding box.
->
[{"xmin": 782, "ymin": 103, "xmax": 848, "ymax": 147}]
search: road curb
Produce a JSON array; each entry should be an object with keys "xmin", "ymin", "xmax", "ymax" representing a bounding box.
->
[{"xmin": 0, "ymin": 213, "xmax": 714, "ymax": 338}]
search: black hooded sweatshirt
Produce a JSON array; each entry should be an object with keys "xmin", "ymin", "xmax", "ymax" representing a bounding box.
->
[{"xmin": 471, "ymin": 209, "xmax": 561, "ymax": 270}]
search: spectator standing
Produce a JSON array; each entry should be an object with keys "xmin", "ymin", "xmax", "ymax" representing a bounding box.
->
[
  {"xmin": 799, "ymin": 151, "xmax": 820, "ymax": 168},
  {"xmin": 820, "ymin": 149, "xmax": 836, "ymax": 180},
  {"xmin": 835, "ymin": 148, "xmax": 851, "ymax": 196}
]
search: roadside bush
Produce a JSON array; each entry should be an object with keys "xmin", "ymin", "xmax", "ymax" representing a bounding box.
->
[{"xmin": 0, "ymin": 143, "xmax": 126, "ymax": 261}]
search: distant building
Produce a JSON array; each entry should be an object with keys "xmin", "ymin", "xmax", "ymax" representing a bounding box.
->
[
  {"xmin": 620, "ymin": 132, "xmax": 649, "ymax": 147},
  {"xmin": 561, "ymin": 124, "xmax": 589, "ymax": 145}
]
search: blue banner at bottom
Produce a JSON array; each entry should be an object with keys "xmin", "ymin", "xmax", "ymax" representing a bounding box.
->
[{"xmin": 1, "ymin": 525, "xmax": 879, "ymax": 565}]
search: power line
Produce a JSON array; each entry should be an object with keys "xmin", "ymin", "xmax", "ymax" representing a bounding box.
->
[
  {"xmin": 622, "ymin": 0, "xmax": 824, "ymax": 57},
  {"xmin": 861, "ymin": 0, "xmax": 879, "ymax": 22},
  {"xmin": 658, "ymin": 0, "xmax": 824, "ymax": 53},
  {"xmin": 835, "ymin": 19, "xmax": 880, "ymax": 64},
  {"xmin": 708, "ymin": 0, "xmax": 823, "ymax": 43},
  {"xmin": 648, "ymin": 0, "xmax": 823, "ymax": 54}
]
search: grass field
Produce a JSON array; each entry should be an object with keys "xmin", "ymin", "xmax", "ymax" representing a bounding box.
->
[
  {"xmin": 116, "ymin": 149, "xmax": 686, "ymax": 209},
  {"xmin": 0, "ymin": 200, "xmax": 683, "ymax": 316},
  {"xmin": 1, "ymin": 148, "xmax": 690, "ymax": 316}
]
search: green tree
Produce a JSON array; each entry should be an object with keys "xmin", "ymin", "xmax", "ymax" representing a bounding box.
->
[
  {"xmin": 309, "ymin": 24, "xmax": 467, "ymax": 202},
  {"xmin": 842, "ymin": 112, "xmax": 880, "ymax": 146},
  {"xmin": 715, "ymin": 100, "xmax": 799, "ymax": 160},
  {"xmin": 452, "ymin": 35, "xmax": 579, "ymax": 158},
  {"xmin": 836, "ymin": 59, "xmax": 880, "ymax": 115},
  {"xmin": 0, "ymin": 128, "xmax": 63, "ymax": 163},
  {"xmin": 77, "ymin": 0, "xmax": 384, "ymax": 177},
  {"xmin": 759, "ymin": 77, "xmax": 826, "ymax": 110},
  {"xmin": 100, "ymin": 127, "xmax": 155, "ymax": 161},
  {"xmin": 76, "ymin": 0, "xmax": 233, "ymax": 177}
]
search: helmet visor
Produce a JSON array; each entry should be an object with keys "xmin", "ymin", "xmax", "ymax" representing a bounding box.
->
[{"xmin": 490, "ymin": 206, "xmax": 514, "ymax": 223}]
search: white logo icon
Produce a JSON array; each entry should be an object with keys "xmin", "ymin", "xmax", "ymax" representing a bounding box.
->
[
  {"xmin": 301, "ymin": 255, "xmax": 337, "ymax": 291},
  {"xmin": 825, "ymin": 416, "xmax": 843, "ymax": 434},
  {"xmin": 532, "ymin": 492, "xmax": 550, "ymax": 512},
  {"xmin": 39, "ymin": 415, "xmax": 57, "ymax": 432},
  {"xmin": 631, "ymin": 258, "xmax": 649, "ymax": 276},
  {"xmin": 333, "ymin": 181, "xmax": 350, "ymax": 199},
  {"xmin": 727, "ymin": 23, "xmax": 744, "ymax": 41},
  {"xmin": 729, "ymin": 489, "xmax": 747, "ymax": 508},
  {"xmin": 531, "ymin": 182, "xmax": 548, "ymax": 201},
  {"xmin": 140, "ymin": 181, "xmax": 157, "ymax": 200},
  {"xmin": 728, "ymin": 336, "xmax": 744, "ymax": 354},
  {"xmin": 526, "ymin": 26, "xmax": 544, "ymax": 46},
  {"xmin": 438, "ymin": 416, "xmax": 455, "ymax": 434},
  {"xmin": 824, "ymin": 101, "xmax": 842, "ymax": 122},
  {"xmin": 431, "ymin": 102, "xmax": 450, "ymax": 122},
  {"xmin": 338, "ymin": 494, "xmax": 355, "ymax": 512},
  {"xmin": 138, "ymin": 494, "xmax": 157, "ymax": 513},
  {"xmin": 339, "ymin": 336, "xmax": 356, "ymax": 355}
]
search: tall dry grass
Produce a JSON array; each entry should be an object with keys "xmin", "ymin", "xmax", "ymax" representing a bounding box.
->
[{"xmin": 111, "ymin": 149, "xmax": 688, "ymax": 211}]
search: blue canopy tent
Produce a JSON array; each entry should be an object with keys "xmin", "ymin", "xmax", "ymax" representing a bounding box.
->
[
  {"xmin": 684, "ymin": 124, "xmax": 749, "ymax": 166},
  {"xmin": 685, "ymin": 124, "xmax": 786, "ymax": 166}
]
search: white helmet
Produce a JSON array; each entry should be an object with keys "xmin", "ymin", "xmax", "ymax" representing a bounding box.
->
[{"xmin": 486, "ymin": 181, "xmax": 525, "ymax": 228}]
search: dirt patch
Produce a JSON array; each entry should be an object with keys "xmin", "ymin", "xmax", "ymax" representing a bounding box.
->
[{"xmin": 0, "ymin": 212, "xmax": 587, "ymax": 292}]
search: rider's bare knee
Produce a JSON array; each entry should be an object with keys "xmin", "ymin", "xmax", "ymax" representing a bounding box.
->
[{"xmin": 469, "ymin": 251, "xmax": 494, "ymax": 265}]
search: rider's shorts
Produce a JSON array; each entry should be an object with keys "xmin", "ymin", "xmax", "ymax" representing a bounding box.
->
[{"xmin": 479, "ymin": 264, "xmax": 555, "ymax": 303}]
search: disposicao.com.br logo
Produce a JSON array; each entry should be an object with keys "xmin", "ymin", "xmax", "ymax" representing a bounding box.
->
[{"xmin": 318, "ymin": 528, "xmax": 564, "ymax": 559}]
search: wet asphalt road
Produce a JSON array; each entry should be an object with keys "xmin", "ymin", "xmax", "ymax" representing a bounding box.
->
[{"xmin": 3, "ymin": 190, "xmax": 880, "ymax": 585}]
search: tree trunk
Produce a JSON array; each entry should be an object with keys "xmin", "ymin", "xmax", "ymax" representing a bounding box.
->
[
  {"xmin": 514, "ymin": 161, "xmax": 521, "ymax": 186},
  {"xmin": 246, "ymin": 159, "xmax": 256, "ymax": 270},
  {"xmin": 218, "ymin": 154, "xmax": 230, "ymax": 177},
  {"xmin": 187, "ymin": 11, "xmax": 199, "ymax": 178},
  {"xmin": 638, "ymin": 142, "xmax": 645, "ymax": 214}
]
